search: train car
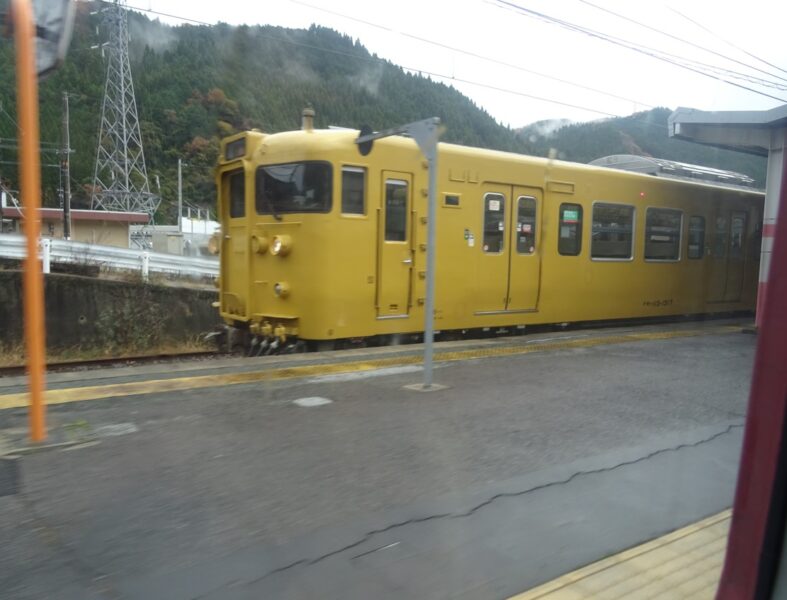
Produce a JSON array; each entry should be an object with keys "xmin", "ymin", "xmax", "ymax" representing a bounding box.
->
[{"xmin": 214, "ymin": 111, "xmax": 763, "ymax": 352}]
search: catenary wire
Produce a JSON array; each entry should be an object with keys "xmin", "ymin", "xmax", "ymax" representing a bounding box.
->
[
  {"xmin": 666, "ymin": 4, "xmax": 787, "ymax": 78},
  {"xmin": 117, "ymin": 1, "xmax": 665, "ymax": 126},
  {"xmin": 577, "ymin": 0, "xmax": 787, "ymax": 85},
  {"xmin": 491, "ymin": 0, "xmax": 787, "ymax": 103},
  {"xmin": 289, "ymin": 0, "xmax": 655, "ymax": 109},
  {"xmin": 493, "ymin": 0, "xmax": 787, "ymax": 90}
]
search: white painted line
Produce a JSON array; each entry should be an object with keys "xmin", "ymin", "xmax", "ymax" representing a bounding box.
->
[
  {"xmin": 293, "ymin": 397, "xmax": 333, "ymax": 408},
  {"xmin": 304, "ymin": 365, "xmax": 423, "ymax": 384},
  {"xmin": 525, "ymin": 334, "xmax": 591, "ymax": 344},
  {"xmin": 94, "ymin": 423, "xmax": 139, "ymax": 437}
]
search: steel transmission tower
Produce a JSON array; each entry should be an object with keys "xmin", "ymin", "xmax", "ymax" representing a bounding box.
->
[{"xmin": 91, "ymin": 0, "xmax": 159, "ymax": 217}]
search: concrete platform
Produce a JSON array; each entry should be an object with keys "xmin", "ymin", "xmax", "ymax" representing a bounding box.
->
[{"xmin": 0, "ymin": 320, "xmax": 754, "ymax": 599}]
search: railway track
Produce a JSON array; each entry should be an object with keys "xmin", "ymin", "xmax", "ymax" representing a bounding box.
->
[
  {"xmin": 0, "ymin": 350, "xmax": 218, "ymax": 378},
  {"xmin": 0, "ymin": 314, "xmax": 753, "ymax": 379}
]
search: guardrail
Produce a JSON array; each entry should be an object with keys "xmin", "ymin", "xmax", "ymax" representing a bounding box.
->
[{"xmin": 0, "ymin": 235, "xmax": 218, "ymax": 281}]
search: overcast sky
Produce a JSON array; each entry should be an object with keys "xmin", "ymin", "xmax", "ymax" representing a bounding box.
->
[{"xmin": 127, "ymin": 0, "xmax": 787, "ymax": 128}]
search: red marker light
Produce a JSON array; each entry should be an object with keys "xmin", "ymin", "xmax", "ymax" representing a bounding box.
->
[{"xmin": 640, "ymin": 191, "xmax": 646, "ymax": 197}]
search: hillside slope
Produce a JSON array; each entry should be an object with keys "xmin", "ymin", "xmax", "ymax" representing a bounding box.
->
[{"xmin": 516, "ymin": 108, "xmax": 766, "ymax": 186}]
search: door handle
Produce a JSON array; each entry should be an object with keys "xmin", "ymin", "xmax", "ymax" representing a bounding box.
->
[{"xmin": 402, "ymin": 258, "xmax": 413, "ymax": 265}]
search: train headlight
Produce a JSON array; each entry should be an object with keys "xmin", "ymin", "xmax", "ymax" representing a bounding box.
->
[
  {"xmin": 270, "ymin": 235, "xmax": 292, "ymax": 256},
  {"xmin": 273, "ymin": 281, "xmax": 290, "ymax": 298},
  {"xmin": 208, "ymin": 233, "xmax": 220, "ymax": 255},
  {"xmin": 251, "ymin": 235, "xmax": 269, "ymax": 254}
]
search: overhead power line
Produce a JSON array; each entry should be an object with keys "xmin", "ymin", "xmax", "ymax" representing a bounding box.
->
[
  {"xmin": 118, "ymin": 1, "xmax": 647, "ymax": 123},
  {"xmin": 289, "ymin": 0, "xmax": 655, "ymax": 109},
  {"xmin": 491, "ymin": 0, "xmax": 787, "ymax": 103},
  {"xmin": 667, "ymin": 5, "xmax": 787, "ymax": 78},
  {"xmin": 496, "ymin": 0, "xmax": 787, "ymax": 91},
  {"xmin": 577, "ymin": 0, "xmax": 787, "ymax": 86}
]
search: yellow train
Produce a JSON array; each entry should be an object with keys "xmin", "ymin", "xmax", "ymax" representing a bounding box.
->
[{"xmin": 215, "ymin": 113, "xmax": 763, "ymax": 352}]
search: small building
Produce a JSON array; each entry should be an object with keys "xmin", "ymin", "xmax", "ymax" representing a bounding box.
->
[
  {"xmin": 0, "ymin": 206, "xmax": 150, "ymax": 248},
  {"xmin": 130, "ymin": 217, "xmax": 220, "ymax": 255}
]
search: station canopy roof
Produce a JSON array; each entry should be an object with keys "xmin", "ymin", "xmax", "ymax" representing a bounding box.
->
[{"xmin": 669, "ymin": 104, "xmax": 787, "ymax": 157}]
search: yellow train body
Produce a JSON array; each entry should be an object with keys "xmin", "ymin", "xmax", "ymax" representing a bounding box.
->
[{"xmin": 215, "ymin": 127, "xmax": 763, "ymax": 344}]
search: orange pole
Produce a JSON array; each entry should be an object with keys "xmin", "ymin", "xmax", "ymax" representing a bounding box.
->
[{"xmin": 13, "ymin": 0, "xmax": 47, "ymax": 442}]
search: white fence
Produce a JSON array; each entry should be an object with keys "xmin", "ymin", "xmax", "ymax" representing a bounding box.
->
[{"xmin": 0, "ymin": 235, "xmax": 218, "ymax": 281}]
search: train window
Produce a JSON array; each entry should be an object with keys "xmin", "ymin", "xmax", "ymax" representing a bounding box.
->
[
  {"xmin": 558, "ymin": 203, "xmax": 583, "ymax": 256},
  {"xmin": 483, "ymin": 192, "xmax": 505, "ymax": 253},
  {"xmin": 255, "ymin": 161, "xmax": 332, "ymax": 215},
  {"xmin": 341, "ymin": 167, "xmax": 365, "ymax": 215},
  {"xmin": 713, "ymin": 216, "xmax": 728, "ymax": 258},
  {"xmin": 688, "ymin": 216, "xmax": 705, "ymax": 259},
  {"xmin": 384, "ymin": 180, "xmax": 408, "ymax": 242},
  {"xmin": 730, "ymin": 212, "xmax": 746, "ymax": 259},
  {"xmin": 591, "ymin": 203, "xmax": 635, "ymax": 259},
  {"xmin": 644, "ymin": 208, "xmax": 682, "ymax": 261},
  {"xmin": 444, "ymin": 195, "xmax": 460, "ymax": 207},
  {"xmin": 228, "ymin": 170, "xmax": 245, "ymax": 218},
  {"xmin": 516, "ymin": 196, "xmax": 537, "ymax": 254}
]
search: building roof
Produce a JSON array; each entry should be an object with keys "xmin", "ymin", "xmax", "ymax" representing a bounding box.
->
[{"xmin": 0, "ymin": 207, "xmax": 150, "ymax": 224}]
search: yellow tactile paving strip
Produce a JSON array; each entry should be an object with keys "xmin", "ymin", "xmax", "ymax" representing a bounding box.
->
[
  {"xmin": 0, "ymin": 325, "xmax": 738, "ymax": 410},
  {"xmin": 510, "ymin": 510, "xmax": 731, "ymax": 600}
]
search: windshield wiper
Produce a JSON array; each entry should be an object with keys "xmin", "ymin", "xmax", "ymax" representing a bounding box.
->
[{"xmin": 265, "ymin": 192, "xmax": 283, "ymax": 221}]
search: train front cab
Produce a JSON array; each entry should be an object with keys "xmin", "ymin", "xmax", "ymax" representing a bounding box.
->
[
  {"xmin": 215, "ymin": 129, "xmax": 427, "ymax": 349},
  {"xmin": 217, "ymin": 136, "xmax": 251, "ymax": 336}
]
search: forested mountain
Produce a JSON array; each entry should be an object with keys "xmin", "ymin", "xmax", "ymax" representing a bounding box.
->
[
  {"xmin": 515, "ymin": 109, "xmax": 766, "ymax": 186},
  {"xmin": 0, "ymin": 4, "xmax": 766, "ymax": 225},
  {"xmin": 0, "ymin": 4, "xmax": 525, "ymax": 222}
]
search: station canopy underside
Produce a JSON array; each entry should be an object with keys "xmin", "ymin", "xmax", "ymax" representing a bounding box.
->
[{"xmin": 669, "ymin": 104, "xmax": 787, "ymax": 157}]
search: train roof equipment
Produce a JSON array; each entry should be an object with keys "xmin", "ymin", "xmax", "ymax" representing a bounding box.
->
[{"xmin": 589, "ymin": 154, "xmax": 758, "ymax": 189}]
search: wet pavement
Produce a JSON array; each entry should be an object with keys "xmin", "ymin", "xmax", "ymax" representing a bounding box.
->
[{"xmin": 0, "ymin": 322, "xmax": 754, "ymax": 599}]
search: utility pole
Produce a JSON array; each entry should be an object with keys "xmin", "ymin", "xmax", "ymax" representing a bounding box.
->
[
  {"xmin": 61, "ymin": 91, "xmax": 71, "ymax": 239},
  {"xmin": 177, "ymin": 157, "xmax": 182, "ymax": 233}
]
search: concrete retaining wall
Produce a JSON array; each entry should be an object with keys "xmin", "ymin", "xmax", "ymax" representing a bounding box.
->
[{"xmin": 0, "ymin": 271, "xmax": 220, "ymax": 354}]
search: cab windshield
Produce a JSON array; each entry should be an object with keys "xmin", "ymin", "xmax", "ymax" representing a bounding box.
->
[{"xmin": 255, "ymin": 161, "xmax": 332, "ymax": 215}]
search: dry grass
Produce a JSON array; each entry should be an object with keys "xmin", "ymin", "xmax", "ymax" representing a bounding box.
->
[{"xmin": 0, "ymin": 336, "xmax": 213, "ymax": 368}]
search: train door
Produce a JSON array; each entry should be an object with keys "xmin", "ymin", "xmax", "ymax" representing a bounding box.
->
[
  {"xmin": 219, "ymin": 169, "xmax": 249, "ymax": 317},
  {"xmin": 475, "ymin": 185, "xmax": 510, "ymax": 313},
  {"xmin": 507, "ymin": 187, "xmax": 542, "ymax": 311},
  {"xmin": 707, "ymin": 210, "xmax": 728, "ymax": 302},
  {"xmin": 377, "ymin": 172, "xmax": 414, "ymax": 318},
  {"xmin": 723, "ymin": 211, "xmax": 747, "ymax": 302}
]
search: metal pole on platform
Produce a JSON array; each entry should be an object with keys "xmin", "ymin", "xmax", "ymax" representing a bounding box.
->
[
  {"xmin": 13, "ymin": 0, "xmax": 47, "ymax": 442},
  {"xmin": 422, "ymin": 138, "xmax": 438, "ymax": 388},
  {"xmin": 356, "ymin": 117, "xmax": 441, "ymax": 390}
]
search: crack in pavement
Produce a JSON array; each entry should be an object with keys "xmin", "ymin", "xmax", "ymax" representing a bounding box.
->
[{"xmin": 237, "ymin": 422, "xmax": 744, "ymax": 590}]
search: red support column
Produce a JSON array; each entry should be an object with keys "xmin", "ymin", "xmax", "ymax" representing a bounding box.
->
[{"xmin": 716, "ymin": 143, "xmax": 787, "ymax": 597}]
